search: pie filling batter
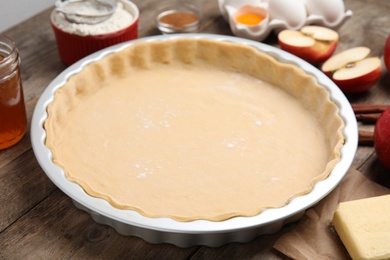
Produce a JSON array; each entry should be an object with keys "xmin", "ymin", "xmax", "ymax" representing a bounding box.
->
[{"xmin": 45, "ymin": 39, "xmax": 344, "ymax": 221}]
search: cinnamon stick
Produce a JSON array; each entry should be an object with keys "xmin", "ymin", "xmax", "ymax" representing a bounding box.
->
[
  {"xmin": 358, "ymin": 130, "xmax": 374, "ymax": 146},
  {"xmin": 355, "ymin": 113, "xmax": 381, "ymax": 123},
  {"xmin": 352, "ymin": 104, "xmax": 389, "ymax": 114}
]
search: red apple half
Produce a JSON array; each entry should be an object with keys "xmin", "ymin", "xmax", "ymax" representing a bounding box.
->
[
  {"xmin": 321, "ymin": 47, "xmax": 382, "ymax": 94},
  {"xmin": 374, "ymin": 108, "xmax": 390, "ymax": 171},
  {"xmin": 384, "ymin": 34, "xmax": 390, "ymax": 72},
  {"xmin": 278, "ymin": 26, "xmax": 339, "ymax": 65}
]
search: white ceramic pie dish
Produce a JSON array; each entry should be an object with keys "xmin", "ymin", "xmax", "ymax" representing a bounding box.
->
[{"xmin": 31, "ymin": 34, "xmax": 358, "ymax": 247}]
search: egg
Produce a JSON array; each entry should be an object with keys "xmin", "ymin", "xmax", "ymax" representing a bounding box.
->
[
  {"xmin": 268, "ymin": 0, "xmax": 307, "ymax": 29},
  {"xmin": 234, "ymin": 5, "xmax": 267, "ymax": 26},
  {"xmin": 218, "ymin": 0, "xmax": 262, "ymax": 21},
  {"xmin": 305, "ymin": 0, "xmax": 345, "ymax": 25},
  {"xmin": 224, "ymin": 3, "xmax": 271, "ymax": 41}
]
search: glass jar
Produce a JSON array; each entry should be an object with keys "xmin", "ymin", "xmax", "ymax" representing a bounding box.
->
[
  {"xmin": 156, "ymin": 0, "xmax": 202, "ymax": 34},
  {"xmin": 0, "ymin": 34, "xmax": 27, "ymax": 150}
]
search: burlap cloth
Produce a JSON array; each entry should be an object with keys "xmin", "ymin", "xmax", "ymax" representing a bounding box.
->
[{"xmin": 273, "ymin": 168, "xmax": 390, "ymax": 260}]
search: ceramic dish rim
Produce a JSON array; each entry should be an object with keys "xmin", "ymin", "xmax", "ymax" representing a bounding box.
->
[{"xmin": 31, "ymin": 33, "xmax": 358, "ymax": 234}]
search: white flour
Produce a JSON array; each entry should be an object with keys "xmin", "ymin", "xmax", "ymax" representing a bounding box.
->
[{"xmin": 52, "ymin": 1, "xmax": 134, "ymax": 36}]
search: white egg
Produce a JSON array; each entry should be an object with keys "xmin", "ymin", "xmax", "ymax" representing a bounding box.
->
[
  {"xmin": 305, "ymin": 0, "xmax": 345, "ymax": 25},
  {"xmin": 268, "ymin": 0, "xmax": 307, "ymax": 29}
]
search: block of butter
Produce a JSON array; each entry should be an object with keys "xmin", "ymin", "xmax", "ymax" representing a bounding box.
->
[{"xmin": 333, "ymin": 194, "xmax": 390, "ymax": 260}]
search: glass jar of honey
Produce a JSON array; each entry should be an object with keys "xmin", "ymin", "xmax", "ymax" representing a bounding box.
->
[{"xmin": 0, "ymin": 35, "xmax": 27, "ymax": 150}]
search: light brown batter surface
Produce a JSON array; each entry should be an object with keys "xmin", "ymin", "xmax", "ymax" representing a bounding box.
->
[{"xmin": 45, "ymin": 39, "xmax": 344, "ymax": 221}]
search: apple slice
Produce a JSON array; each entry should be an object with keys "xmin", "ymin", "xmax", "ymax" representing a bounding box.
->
[
  {"xmin": 322, "ymin": 47, "xmax": 382, "ymax": 94},
  {"xmin": 322, "ymin": 47, "xmax": 370, "ymax": 73},
  {"xmin": 278, "ymin": 26, "xmax": 339, "ymax": 65}
]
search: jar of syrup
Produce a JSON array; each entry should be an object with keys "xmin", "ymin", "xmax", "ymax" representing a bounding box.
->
[{"xmin": 0, "ymin": 34, "xmax": 27, "ymax": 150}]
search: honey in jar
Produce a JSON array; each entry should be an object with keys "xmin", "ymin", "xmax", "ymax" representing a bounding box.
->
[{"xmin": 0, "ymin": 35, "xmax": 27, "ymax": 150}]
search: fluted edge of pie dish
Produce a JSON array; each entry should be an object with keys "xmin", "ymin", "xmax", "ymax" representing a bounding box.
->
[{"xmin": 31, "ymin": 34, "xmax": 358, "ymax": 247}]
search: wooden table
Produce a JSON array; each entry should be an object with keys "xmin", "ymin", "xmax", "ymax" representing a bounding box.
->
[{"xmin": 1, "ymin": 0, "xmax": 390, "ymax": 258}]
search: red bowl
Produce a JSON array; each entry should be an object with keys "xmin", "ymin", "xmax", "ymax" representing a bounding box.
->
[{"xmin": 51, "ymin": 1, "xmax": 139, "ymax": 65}]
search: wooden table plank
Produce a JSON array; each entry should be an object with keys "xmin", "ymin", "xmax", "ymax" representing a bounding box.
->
[
  {"xmin": 0, "ymin": 150, "xmax": 56, "ymax": 232},
  {"xmin": 1, "ymin": 190, "xmax": 196, "ymax": 259},
  {"xmin": 1, "ymin": 0, "xmax": 390, "ymax": 258}
]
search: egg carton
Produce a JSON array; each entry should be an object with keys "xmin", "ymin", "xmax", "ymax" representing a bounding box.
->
[{"xmin": 218, "ymin": 0, "xmax": 353, "ymax": 41}]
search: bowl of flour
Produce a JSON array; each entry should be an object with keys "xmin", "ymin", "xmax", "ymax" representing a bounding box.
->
[{"xmin": 51, "ymin": 0, "xmax": 139, "ymax": 65}]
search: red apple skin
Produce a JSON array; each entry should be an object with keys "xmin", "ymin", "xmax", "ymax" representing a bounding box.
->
[
  {"xmin": 374, "ymin": 108, "xmax": 390, "ymax": 171},
  {"xmin": 331, "ymin": 66, "xmax": 382, "ymax": 94},
  {"xmin": 385, "ymin": 34, "xmax": 390, "ymax": 72},
  {"xmin": 278, "ymin": 40, "xmax": 338, "ymax": 65}
]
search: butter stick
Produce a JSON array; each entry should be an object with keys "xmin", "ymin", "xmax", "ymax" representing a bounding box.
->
[{"xmin": 332, "ymin": 194, "xmax": 390, "ymax": 260}]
